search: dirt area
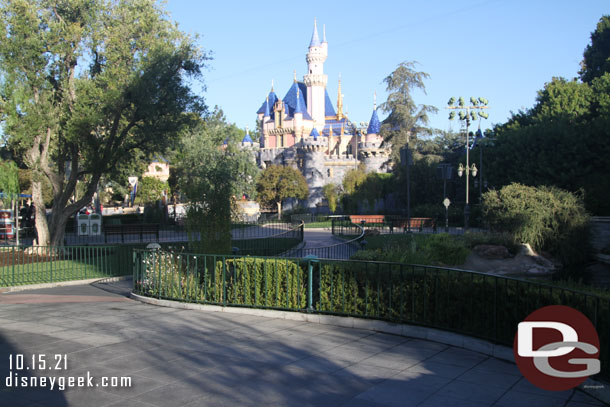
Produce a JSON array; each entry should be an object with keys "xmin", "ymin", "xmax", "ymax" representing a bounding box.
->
[{"xmin": 0, "ymin": 249, "xmax": 55, "ymax": 266}]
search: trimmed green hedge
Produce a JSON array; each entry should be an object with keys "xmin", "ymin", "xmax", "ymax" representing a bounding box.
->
[{"xmin": 135, "ymin": 252, "xmax": 610, "ymax": 380}]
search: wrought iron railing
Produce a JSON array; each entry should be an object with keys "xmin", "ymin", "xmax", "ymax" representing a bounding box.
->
[
  {"xmin": 0, "ymin": 245, "xmax": 129, "ymax": 287},
  {"xmin": 132, "ymin": 250, "xmax": 610, "ymax": 381}
]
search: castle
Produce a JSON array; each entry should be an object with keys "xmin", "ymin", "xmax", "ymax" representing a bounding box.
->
[{"xmin": 242, "ymin": 20, "xmax": 391, "ymax": 209}]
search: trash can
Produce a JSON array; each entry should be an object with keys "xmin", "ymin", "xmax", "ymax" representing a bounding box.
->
[
  {"xmin": 0, "ymin": 210, "xmax": 14, "ymax": 240},
  {"xmin": 77, "ymin": 214, "xmax": 89, "ymax": 236},
  {"xmin": 89, "ymin": 214, "xmax": 102, "ymax": 236}
]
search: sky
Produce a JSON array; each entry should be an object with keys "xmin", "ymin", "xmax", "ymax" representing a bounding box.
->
[{"xmin": 164, "ymin": 0, "xmax": 608, "ymax": 135}]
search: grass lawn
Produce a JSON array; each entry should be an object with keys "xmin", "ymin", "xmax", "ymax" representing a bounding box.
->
[
  {"xmin": 303, "ymin": 221, "xmax": 332, "ymax": 229},
  {"xmin": 0, "ymin": 258, "xmax": 121, "ymax": 287}
]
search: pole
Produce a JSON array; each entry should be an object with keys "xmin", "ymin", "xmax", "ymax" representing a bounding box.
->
[
  {"xmin": 406, "ymin": 145, "xmax": 411, "ymax": 233},
  {"xmin": 464, "ymin": 112, "xmax": 470, "ymax": 230},
  {"xmin": 479, "ymin": 142, "xmax": 483, "ymax": 202}
]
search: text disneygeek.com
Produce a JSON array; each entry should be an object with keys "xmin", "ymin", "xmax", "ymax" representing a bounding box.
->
[{"xmin": 5, "ymin": 354, "xmax": 131, "ymax": 391}]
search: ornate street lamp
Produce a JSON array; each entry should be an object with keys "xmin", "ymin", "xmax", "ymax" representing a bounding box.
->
[{"xmin": 447, "ymin": 96, "xmax": 489, "ymax": 229}]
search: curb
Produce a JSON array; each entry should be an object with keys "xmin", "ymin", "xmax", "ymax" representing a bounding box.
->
[
  {"xmin": 130, "ymin": 292, "xmax": 610, "ymax": 404},
  {"xmin": 0, "ymin": 275, "xmax": 131, "ymax": 293}
]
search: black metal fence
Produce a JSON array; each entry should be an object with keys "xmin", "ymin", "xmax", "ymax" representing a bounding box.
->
[{"xmin": 133, "ymin": 251, "xmax": 610, "ymax": 381}]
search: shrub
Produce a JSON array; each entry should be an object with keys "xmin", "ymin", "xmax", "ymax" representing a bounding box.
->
[
  {"xmin": 482, "ymin": 183, "xmax": 591, "ymax": 266},
  {"xmin": 352, "ymin": 234, "xmax": 470, "ymax": 266}
]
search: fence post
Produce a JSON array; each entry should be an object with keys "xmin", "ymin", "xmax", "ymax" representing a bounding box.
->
[
  {"xmin": 132, "ymin": 249, "xmax": 137, "ymax": 292},
  {"xmin": 305, "ymin": 255, "xmax": 318, "ymax": 312}
]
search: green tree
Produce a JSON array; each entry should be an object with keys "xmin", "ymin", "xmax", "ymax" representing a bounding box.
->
[
  {"xmin": 0, "ymin": 0, "xmax": 206, "ymax": 246},
  {"xmin": 379, "ymin": 61, "xmax": 437, "ymax": 161},
  {"xmin": 580, "ymin": 15, "xmax": 610, "ymax": 83},
  {"xmin": 0, "ymin": 160, "xmax": 19, "ymax": 206},
  {"xmin": 136, "ymin": 177, "xmax": 168, "ymax": 205},
  {"xmin": 256, "ymin": 165, "xmax": 308, "ymax": 220},
  {"xmin": 342, "ymin": 164, "xmax": 367, "ymax": 195},
  {"xmin": 322, "ymin": 183, "xmax": 340, "ymax": 213},
  {"xmin": 174, "ymin": 110, "xmax": 259, "ymax": 254}
]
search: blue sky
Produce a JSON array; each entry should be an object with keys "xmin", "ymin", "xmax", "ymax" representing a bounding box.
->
[{"xmin": 165, "ymin": 0, "xmax": 608, "ymax": 134}]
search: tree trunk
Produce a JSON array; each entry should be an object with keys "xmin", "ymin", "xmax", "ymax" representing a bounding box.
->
[
  {"xmin": 49, "ymin": 211, "xmax": 72, "ymax": 247},
  {"xmin": 277, "ymin": 201, "xmax": 282, "ymax": 220},
  {"xmin": 31, "ymin": 181, "xmax": 50, "ymax": 246}
]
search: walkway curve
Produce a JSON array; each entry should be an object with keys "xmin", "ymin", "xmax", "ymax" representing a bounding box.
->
[{"xmin": 0, "ymin": 280, "xmax": 604, "ymax": 407}]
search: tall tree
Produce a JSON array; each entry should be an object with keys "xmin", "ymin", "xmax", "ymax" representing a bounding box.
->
[
  {"xmin": 379, "ymin": 61, "xmax": 437, "ymax": 161},
  {"xmin": 174, "ymin": 109, "xmax": 259, "ymax": 254},
  {"xmin": 580, "ymin": 15, "xmax": 610, "ymax": 83},
  {"xmin": 0, "ymin": 0, "xmax": 206, "ymax": 246},
  {"xmin": 256, "ymin": 165, "xmax": 308, "ymax": 220}
]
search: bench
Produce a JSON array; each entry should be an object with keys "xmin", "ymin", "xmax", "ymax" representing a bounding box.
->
[
  {"xmin": 349, "ymin": 215, "xmax": 385, "ymax": 224},
  {"xmin": 391, "ymin": 217, "xmax": 436, "ymax": 231},
  {"xmin": 104, "ymin": 223, "xmax": 160, "ymax": 243}
]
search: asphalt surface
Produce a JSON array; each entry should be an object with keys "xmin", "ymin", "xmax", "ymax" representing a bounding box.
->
[{"xmin": 0, "ymin": 279, "xmax": 605, "ymax": 407}]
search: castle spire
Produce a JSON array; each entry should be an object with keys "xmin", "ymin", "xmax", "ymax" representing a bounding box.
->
[
  {"xmin": 323, "ymin": 24, "xmax": 327, "ymax": 42},
  {"xmin": 264, "ymin": 96, "xmax": 270, "ymax": 117},
  {"xmin": 374, "ymin": 90, "xmax": 377, "ymax": 110},
  {"xmin": 271, "ymin": 79, "xmax": 274, "ymax": 92},
  {"xmin": 293, "ymin": 70, "xmax": 297, "ymax": 83},
  {"xmin": 336, "ymin": 74, "xmax": 343, "ymax": 120},
  {"xmin": 310, "ymin": 18, "xmax": 321, "ymax": 47}
]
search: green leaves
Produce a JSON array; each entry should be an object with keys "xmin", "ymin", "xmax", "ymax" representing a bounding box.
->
[{"xmin": 256, "ymin": 165, "xmax": 308, "ymax": 207}]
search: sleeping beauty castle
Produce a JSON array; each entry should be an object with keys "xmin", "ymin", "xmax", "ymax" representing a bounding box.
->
[{"xmin": 244, "ymin": 19, "xmax": 391, "ymax": 209}]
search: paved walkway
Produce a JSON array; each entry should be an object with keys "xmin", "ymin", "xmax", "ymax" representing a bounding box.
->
[{"xmin": 0, "ymin": 280, "xmax": 605, "ymax": 407}]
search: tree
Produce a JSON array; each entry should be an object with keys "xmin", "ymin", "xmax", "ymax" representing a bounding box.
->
[
  {"xmin": 256, "ymin": 165, "xmax": 308, "ymax": 220},
  {"xmin": 322, "ymin": 183, "xmax": 340, "ymax": 213},
  {"xmin": 379, "ymin": 61, "xmax": 437, "ymax": 161},
  {"xmin": 136, "ymin": 177, "xmax": 168, "ymax": 205},
  {"xmin": 580, "ymin": 15, "xmax": 610, "ymax": 83},
  {"xmin": 0, "ymin": 0, "xmax": 206, "ymax": 246},
  {"xmin": 174, "ymin": 110, "xmax": 259, "ymax": 254}
]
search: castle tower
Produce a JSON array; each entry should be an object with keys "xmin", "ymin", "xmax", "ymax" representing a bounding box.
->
[
  {"xmin": 303, "ymin": 19, "xmax": 328, "ymax": 128},
  {"xmin": 301, "ymin": 127, "xmax": 327, "ymax": 207},
  {"xmin": 359, "ymin": 97, "xmax": 390, "ymax": 173}
]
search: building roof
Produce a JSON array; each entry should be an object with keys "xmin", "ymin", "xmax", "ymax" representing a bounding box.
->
[
  {"xmin": 367, "ymin": 108, "xmax": 381, "ymax": 134},
  {"xmin": 257, "ymin": 90, "xmax": 279, "ymax": 116},
  {"xmin": 324, "ymin": 89, "xmax": 336, "ymax": 116},
  {"xmin": 282, "ymin": 81, "xmax": 312, "ymax": 120},
  {"xmin": 310, "ymin": 19, "xmax": 321, "ymax": 47},
  {"xmin": 242, "ymin": 131, "xmax": 253, "ymax": 143},
  {"xmin": 322, "ymin": 118, "xmax": 350, "ymax": 137},
  {"xmin": 310, "ymin": 127, "xmax": 320, "ymax": 140}
]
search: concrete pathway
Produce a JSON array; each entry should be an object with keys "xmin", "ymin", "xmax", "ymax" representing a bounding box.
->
[{"xmin": 0, "ymin": 280, "xmax": 605, "ymax": 407}]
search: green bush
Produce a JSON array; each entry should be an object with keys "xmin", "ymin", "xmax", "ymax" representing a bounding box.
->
[{"xmin": 482, "ymin": 183, "xmax": 591, "ymax": 266}]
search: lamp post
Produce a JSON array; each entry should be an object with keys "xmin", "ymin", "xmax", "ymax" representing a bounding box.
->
[{"xmin": 447, "ymin": 97, "xmax": 489, "ymax": 229}]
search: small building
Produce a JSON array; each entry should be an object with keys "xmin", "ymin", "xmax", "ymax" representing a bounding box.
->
[{"xmin": 143, "ymin": 156, "xmax": 170, "ymax": 182}]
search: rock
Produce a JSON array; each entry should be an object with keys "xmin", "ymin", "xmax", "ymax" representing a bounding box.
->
[
  {"xmin": 473, "ymin": 244, "xmax": 511, "ymax": 259},
  {"xmin": 518, "ymin": 244, "xmax": 555, "ymax": 268},
  {"xmin": 364, "ymin": 229, "xmax": 380, "ymax": 237}
]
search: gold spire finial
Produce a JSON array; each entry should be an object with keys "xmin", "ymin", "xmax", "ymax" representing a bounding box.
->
[
  {"xmin": 336, "ymin": 74, "xmax": 343, "ymax": 120},
  {"xmin": 374, "ymin": 91, "xmax": 377, "ymax": 110},
  {"xmin": 271, "ymin": 79, "xmax": 274, "ymax": 92},
  {"xmin": 293, "ymin": 70, "xmax": 297, "ymax": 83}
]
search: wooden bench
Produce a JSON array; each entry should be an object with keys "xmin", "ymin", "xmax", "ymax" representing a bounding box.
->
[
  {"xmin": 349, "ymin": 215, "xmax": 385, "ymax": 224},
  {"xmin": 391, "ymin": 217, "xmax": 436, "ymax": 231},
  {"xmin": 104, "ymin": 223, "xmax": 160, "ymax": 243}
]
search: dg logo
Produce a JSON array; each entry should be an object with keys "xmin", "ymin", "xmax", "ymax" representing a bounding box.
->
[{"xmin": 514, "ymin": 305, "xmax": 601, "ymax": 391}]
